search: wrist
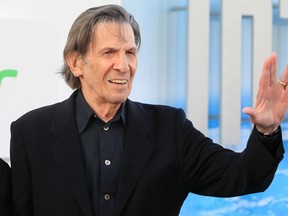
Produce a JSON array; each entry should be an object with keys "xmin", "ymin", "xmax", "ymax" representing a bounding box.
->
[{"xmin": 256, "ymin": 126, "xmax": 280, "ymax": 137}]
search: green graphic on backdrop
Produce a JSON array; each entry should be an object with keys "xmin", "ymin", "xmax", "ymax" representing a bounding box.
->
[{"xmin": 0, "ymin": 69, "xmax": 18, "ymax": 87}]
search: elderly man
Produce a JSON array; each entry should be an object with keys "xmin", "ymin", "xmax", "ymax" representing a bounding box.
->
[{"xmin": 10, "ymin": 4, "xmax": 286, "ymax": 216}]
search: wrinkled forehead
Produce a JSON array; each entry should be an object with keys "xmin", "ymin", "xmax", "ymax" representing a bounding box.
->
[{"xmin": 91, "ymin": 21, "xmax": 136, "ymax": 46}]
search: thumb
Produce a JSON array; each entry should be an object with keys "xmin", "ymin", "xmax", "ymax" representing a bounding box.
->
[{"xmin": 242, "ymin": 107, "xmax": 256, "ymax": 118}]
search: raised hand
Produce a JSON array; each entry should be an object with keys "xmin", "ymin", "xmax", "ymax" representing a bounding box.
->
[{"xmin": 242, "ymin": 52, "xmax": 288, "ymax": 134}]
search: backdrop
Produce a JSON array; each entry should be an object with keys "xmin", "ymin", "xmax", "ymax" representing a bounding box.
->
[{"xmin": 0, "ymin": 0, "xmax": 287, "ymax": 215}]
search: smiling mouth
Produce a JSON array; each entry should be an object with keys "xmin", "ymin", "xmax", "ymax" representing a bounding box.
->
[{"xmin": 109, "ymin": 79, "xmax": 128, "ymax": 84}]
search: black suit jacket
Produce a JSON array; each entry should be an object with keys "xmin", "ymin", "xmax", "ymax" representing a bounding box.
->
[
  {"xmin": 0, "ymin": 158, "xmax": 11, "ymax": 216},
  {"xmin": 10, "ymin": 90, "xmax": 284, "ymax": 216}
]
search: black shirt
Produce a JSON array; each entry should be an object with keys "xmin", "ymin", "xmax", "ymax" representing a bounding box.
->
[{"xmin": 75, "ymin": 91, "xmax": 126, "ymax": 216}]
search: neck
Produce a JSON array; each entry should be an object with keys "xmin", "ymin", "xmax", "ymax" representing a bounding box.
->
[
  {"xmin": 92, "ymin": 103, "xmax": 121, "ymax": 123},
  {"xmin": 82, "ymin": 94, "xmax": 121, "ymax": 123}
]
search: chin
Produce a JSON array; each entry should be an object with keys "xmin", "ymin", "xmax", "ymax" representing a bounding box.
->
[
  {"xmin": 112, "ymin": 96, "xmax": 128, "ymax": 104},
  {"xmin": 112, "ymin": 92, "xmax": 129, "ymax": 103}
]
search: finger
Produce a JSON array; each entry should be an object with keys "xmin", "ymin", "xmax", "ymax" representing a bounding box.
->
[
  {"xmin": 270, "ymin": 52, "xmax": 277, "ymax": 85},
  {"xmin": 259, "ymin": 54, "xmax": 274, "ymax": 88},
  {"xmin": 279, "ymin": 64, "xmax": 288, "ymax": 85}
]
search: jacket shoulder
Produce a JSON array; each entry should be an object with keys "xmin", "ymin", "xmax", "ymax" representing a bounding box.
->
[
  {"xmin": 14, "ymin": 102, "xmax": 61, "ymax": 125},
  {"xmin": 126, "ymin": 99, "xmax": 190, "ymax": 130},
  {"xmin": 13, "ymin": 91, "xmax": 77, "ymax": 125},
  {"xmin": 127, "ymin": 99, "xmax": 181, "ymax": 113}
]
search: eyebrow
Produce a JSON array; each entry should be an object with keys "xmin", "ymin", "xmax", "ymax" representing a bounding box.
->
[{"xmin": 99, "ymin": 45, "xmax": 137, "ymax": 53}]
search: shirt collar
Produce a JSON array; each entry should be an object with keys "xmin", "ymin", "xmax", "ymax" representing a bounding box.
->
[{"xmin": 75, "ymin": 90, "xmax": 127, "ymax": 134}]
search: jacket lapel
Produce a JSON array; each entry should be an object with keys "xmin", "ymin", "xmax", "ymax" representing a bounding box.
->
[
  {"xmin": 48, "ymin": 91, "xmax": 93, "ymax": 216},
  {"xmin": 47, "ymin": 94, "xmax": 155, "ymax": 216},
  {"xmin": 114, "ymin": 100, "xmax": 155, "ymax": 215}
]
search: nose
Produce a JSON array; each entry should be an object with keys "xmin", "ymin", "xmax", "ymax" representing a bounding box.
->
[{"xmin": 113, "ymin": 53, "xmax": 130, "ymax": 72}]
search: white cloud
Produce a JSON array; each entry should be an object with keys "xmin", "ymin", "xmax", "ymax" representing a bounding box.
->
[
  {"xmin": 199, "ymin": 197, "xmax": 275, "ymax": 216},
  {"xmin": 276, "ymin": 169, "xmax": 288, "ymax": 176}
]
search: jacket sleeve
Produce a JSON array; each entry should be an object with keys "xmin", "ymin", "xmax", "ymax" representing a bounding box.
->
[{"xmin": 176, "ymin": 109, "xmax": 284, "ymax": 197}]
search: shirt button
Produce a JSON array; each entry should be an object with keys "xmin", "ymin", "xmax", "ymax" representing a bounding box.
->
[
  {"xmin": 104, "ymin": 194, "xmax": 111, "ymax": 201},
  {"xmin": 105, "ymin": 160, "xmax": 111, "ymax": 166},
  {"xmin": 103, "ymin": 126, "xmax": 109, "ymax": 131}
]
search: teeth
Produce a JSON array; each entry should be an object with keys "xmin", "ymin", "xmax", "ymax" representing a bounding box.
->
[{"xmin": 109, "ymin": 79, "xmax": 127, "ymax": 84}]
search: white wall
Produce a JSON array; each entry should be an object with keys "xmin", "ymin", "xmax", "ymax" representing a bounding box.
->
[
  {"xmin": 0, "ymin": 0, "xmax": 120, "ymax": 159},
  {"xmin": 2, "ymin": 0, "xmax": 288, "ymax": 159}
]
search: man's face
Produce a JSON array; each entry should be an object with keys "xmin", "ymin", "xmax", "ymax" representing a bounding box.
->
[{"xmin": 78, "ymin": 21, "xmax": 138, "ymax": 106}]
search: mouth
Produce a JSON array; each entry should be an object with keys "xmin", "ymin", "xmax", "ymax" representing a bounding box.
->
[{"xmin": 109, "ymin": 79, "xmax": 128, "ymax": 84}]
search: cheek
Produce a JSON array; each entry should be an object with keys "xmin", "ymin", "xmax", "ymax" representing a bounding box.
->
[
  {"xmin": 130, "ymin": 61, "xmax": 138, "ymax": 77},
  {"xmin": 86, "ymin": 64, "xmax": 106, "ymax": 83},
  {"xmin": 129, "ymin": 69, "xmax": 137, "ymax": 85}
]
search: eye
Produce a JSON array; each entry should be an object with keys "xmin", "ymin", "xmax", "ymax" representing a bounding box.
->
[
  {"xmin": 104, "ymin": 50, "xmax": 113, "ymax": 55},
  {"xmin": 127, "ymin": 49, "xmax": 137, "ymax": 56},
  {"xmin": 102, "ymin": 49, "xmax": 116, "ymax": 56}
]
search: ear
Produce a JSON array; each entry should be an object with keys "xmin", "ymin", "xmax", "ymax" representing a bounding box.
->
[{"xmin": 65, "ymin": 51, "xmax": 84, "ymax": 77}]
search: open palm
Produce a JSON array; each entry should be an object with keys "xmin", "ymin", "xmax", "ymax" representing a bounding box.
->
[{"xmin": 243, "ymin": 52, "xmax": 288, "ymax": 133}]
